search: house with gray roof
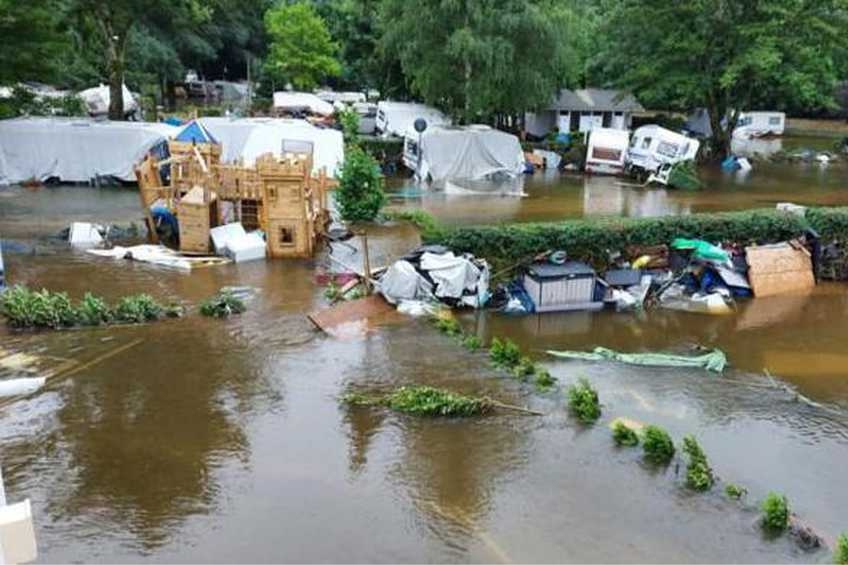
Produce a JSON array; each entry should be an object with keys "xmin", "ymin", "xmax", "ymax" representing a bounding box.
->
[{"xmin": 525, "ymin": 88, "xmax": 644, "ymax": 138}]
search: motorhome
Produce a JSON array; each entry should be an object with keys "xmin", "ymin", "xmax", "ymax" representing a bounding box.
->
[
  {"xmin": 733, "ymin": 111, "xmax": 785, "ymax": 138},
  {"xmin": 625, "ymin": 125, "xmax": 700, "ymax": 176},
  {"xmin": 585, "ymin": 128, "xmax": 631, "ymax": 174},
  {"xmin": 402, "ymin": 125, "xmax": 525, "ymax": 184},
  {"xmin": 376, "ymin": 101, "xmax": 450, "ymax": 137}
]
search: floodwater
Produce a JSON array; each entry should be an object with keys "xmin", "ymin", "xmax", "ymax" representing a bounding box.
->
[{"xmin": 1, "ymin": 149, "xmax": 847, "ymax": 563}]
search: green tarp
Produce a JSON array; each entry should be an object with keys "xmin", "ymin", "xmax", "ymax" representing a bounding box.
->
[
  {"xmin": 547, "ymin": 346, "xmax": 728, "ymax": 373},
  {"xmin": 671, "ymin": 238, "xmax": 729, "ymax": 263}
]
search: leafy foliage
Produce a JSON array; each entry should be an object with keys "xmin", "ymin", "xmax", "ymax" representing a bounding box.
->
[
  {"xmin": 725, "ymin": 483, "xmax": 747, "ymax": 500},
  {"xmin": 489, "ymin": 337, "xmax": 522, "ymax": 369},
  {"xmin": 511, "ymin": 356, "xmax": 537, "ymax": 381},
  {"xmin": 338, "ymin": 107, "xmax": 361, "ymax": 144},
  {"xmin": 682, "ymin": 435, "xmax": 714, "ymax": 491},
  {"xmin": 835, "ymin": 532, "xmax": 848, "ymax": 565},
  {"xmin": 77, "ymin": 292, "xmax": 112, "ymax": 326},
  {"xmin": 200, "ymin": 291, "xmax": 246, "ymax": 318},
  {"xmin": 434, "ymin": 316, "xmax": 462, "ymax": 337},
  {"xmin": 264, "ymin": 1, "xmax": 341, "ymax": 90},
  {"xmin": 0, "ymin": 0, "xmax": 70, "ymax": 85},
  {"xmin": 343, "ymin": 386, "xmax": 492, "ymax": 417},
  {"xmin": 761, "ymin": 492, "xmax": 790, "ymax": 533},
  {"xmin": 612, "ymin": 420, "xmax": 639, "ymax": 447},
  {"xmin": 533, "ymin": 368, "xmax": 556, "ymax": 391},
  {"xmin": 567, "ymin": 378, "xmax": 601, "ymax": 424},
  {"xmin": 336, "ymin": 145, "xmax": 385, "ymax": 222},
  {"xmin": 113, "ymin": 294, "xmax": 164, "ymax": 323},
  {"xmin": 384, "ymin": 210, "xmax": 444, "ymax": 241},
  {"xmin": 642, "ymin": 425, "xmax": 675, "ymax": 464},
  {"xmin": 461, "ymin": 334, "xmax": 482, "ymax": 352}
]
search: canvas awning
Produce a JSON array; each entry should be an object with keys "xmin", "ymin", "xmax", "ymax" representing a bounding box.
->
[{"xmin": 0, "ymin": 118, "xmax": 177, "ymax": 185}]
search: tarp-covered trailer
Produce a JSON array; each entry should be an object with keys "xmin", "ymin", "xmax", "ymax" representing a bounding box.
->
[
  {"xmin": 625, "ymin": 125, "xmax": 700, "ymax": 176},
  {"xmin": 585, "ymin": 127, "xmax": 631, "ymax": 174},
  {"xmin": 402, "ymin": 125, "xmax": 525, "ymax": 184},
  {"xmin": 376, "ymin": 101, "xmax": 450, "ymax": 137},
  {"xmin": 272, "ymin": 92, "xmax": 335, "ymax": 117},
  {"xmin": 0, "ymin": 117, "xmax": 177, "ymax": 185}
]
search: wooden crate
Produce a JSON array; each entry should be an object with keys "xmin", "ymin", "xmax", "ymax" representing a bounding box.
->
[
  {"xmin": 745, "ymin": 242, "xmax": 814, "ymax": 297},
  {"xmin": 177, "ymin": 186, "xmax": 218, "ymax": 255}
]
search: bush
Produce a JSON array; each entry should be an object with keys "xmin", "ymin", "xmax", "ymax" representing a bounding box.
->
[
  {"xmin": 682, "ymin": 435, "xmax": 714, "ymax": 491},
  {"xmin": 725, "ymin": 483, "xmax": 747, "ymax": 500},
  {"xmin": 567, "ymin": 378, "xmax": 601, "ymax": 424},
  {"xmin": 489, "ymin": 337, "xmax": 521, "ymax": 369},
  {"xmin": 534, "ymin": 368, "xmax": 556, "ymax": 391},
  {"xmin": 761, "ymin": 492, "xmax": 790, "ymax": 533},
  {"xmin": 612, "ymin": 420, "xmax": 639, "ymax": 447},
  {"xmin": 511, "ymin": 356, "xmax": 537, "ymax": 380},
  {"xmin": 78, "ymin": 293, "xmax": 112, "ymax": 326},
  {"xmin": 384, "ymin": 210, "xmax": 444, "ymax": 240},
  {"xmin": 338, "ymin": 107, "xmax": 360, "ymax": 144},
  {"xmin": 642, "ymin": 425, "xmax": 675, "ymax": 464},
  {"xmin": 462, "ymin": 334, "xmax": 482, "ymax": 351},
  {"xmin": 200, "ymin": 291, "xmax": 246, "ymax": 318},
  {"xmin": 382, "ymin": 386, "xmax": 492, "ymax": 417},
  {"xmin": 835, "ymin": 532, "xmax": 848, "ymax": 564},
  {"xmin": 0, "ymin": 286, "xmax": 77, "ymax": 329},
  {"xmin": 336, "ymin": 145, "xmax": 386, "ymax": 222},
  {"xmin": 113, "ymin": 294, "xmax": 164, "ymax": 323},
  {"xmin": 434, "ymin": 316, "xmax": 462, "ymax": 336}
]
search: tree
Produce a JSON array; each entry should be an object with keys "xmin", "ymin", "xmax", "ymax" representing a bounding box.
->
[
  {"xmin": 264, "ymin": 2, "xmax": 341, "ymax": 91},
  {"xmin": 595, "ymin": 0, "xmax": 848, "ymax": 158},
  {"xmin": 0, "ymin": 0, "xmax": 69, "ymax": 85},
  {"xmin": 379, "ymin": 0, "xmax": 579, "ymax": 124}
]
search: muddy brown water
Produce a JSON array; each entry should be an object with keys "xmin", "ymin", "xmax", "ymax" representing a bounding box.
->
[{"xmin": 1, "ymin": 152, "xmax": 847, "ymax": 563}]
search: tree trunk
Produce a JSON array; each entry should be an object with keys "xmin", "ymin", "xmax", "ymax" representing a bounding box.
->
[
  {"xmin": 166, "ymin": 80, "xmax": 177, "ymax": 111},
  {"xmin": 104, "ymin": 25, "xmax": 129, "ymax": 121}
]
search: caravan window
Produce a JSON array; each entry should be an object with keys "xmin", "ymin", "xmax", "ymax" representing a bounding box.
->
[
  {"xmin": 768, "ymin": 116, "xmax": 782, "ymax": 125},
  {"xmin": 641, "ymin": 137, "xmax": 652, "ymax": 149},
  {"xmin": 656, "ymin": 141, "xmax": 679, "ymax": 158},
  {"xmin": 630, "ymin": 136, "xmax": 639, "ymax": 148}
]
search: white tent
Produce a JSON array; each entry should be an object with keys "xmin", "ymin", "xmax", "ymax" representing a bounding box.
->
[
  {"xmin": 0, "ymin": 118, "xmax": 177, "ymax": 185},
  {"xmin": 197, "ymin": 117, "xmax": 344, "ymax": 177},
  {"xmin": 625, "ymin": 125, "xmax": 700, "ymax": 174},
  {"xmin": 402, "ymin": 125, "xmax": 525, "ymax": 184},
  {"xmin": 78, "ymin": 84, "xmax": 138, "ymax": 117},
  {"xmin": 272, "ymin": 92, "xmax": 335, "ymax": 116},
  {"xmin": 376, "ymin": 101, "xmax": 450, "ymax": 137}
]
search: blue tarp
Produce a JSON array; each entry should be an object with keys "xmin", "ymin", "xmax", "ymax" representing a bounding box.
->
[{"xmin": 175, "ymin": 120, "xmax": 218, "ymax": 144}]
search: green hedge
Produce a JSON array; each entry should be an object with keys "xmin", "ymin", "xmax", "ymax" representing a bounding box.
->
[{"xmin": 425, "ymin": 208, "xmax": 848, "ymax": 273}]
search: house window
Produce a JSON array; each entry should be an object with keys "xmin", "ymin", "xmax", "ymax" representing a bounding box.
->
[
  {"xmin": 656, "ymin": 141, "xmax": 679, "ymax": 158},
  {"xmin": 278, "ymin": 225, "xmax": 296, "ymax": 247},
  {"xmin": 768, "ymin": 116, "xmax": 782, "ymax": 125},
  {"xmin": 641, "ymin": 137, "xmax": 652, "ymax": 149}
]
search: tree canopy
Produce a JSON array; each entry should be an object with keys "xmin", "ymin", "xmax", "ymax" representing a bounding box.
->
[{"xmin": 264, "ymin": 2, "xmax": 341, "ymax": 91}]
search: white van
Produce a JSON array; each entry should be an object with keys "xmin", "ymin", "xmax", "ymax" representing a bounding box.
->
[
  {"xmin": 585, "ymin": 128, "xmax": 631, "ymax": 174},
  {"xmin": 626, "ymin": 125, "xmax": 700, "ymax": 175}
]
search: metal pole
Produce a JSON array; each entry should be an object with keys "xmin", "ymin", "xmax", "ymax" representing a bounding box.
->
[{"xmin": 417, "ymin": 131, "xmax": 423, "ymax": 182}]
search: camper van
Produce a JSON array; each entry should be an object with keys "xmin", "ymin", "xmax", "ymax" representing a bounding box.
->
[
  {"xmin": 625, "ymin": 125, "xmax": 700, "ymax": 176},
  {"xmin": 733, "ymin": 111, "xmax": 785, "ymax": 139},
  {"xmin": 376, "ymin": 101, "xmax": 450, "ymax": 137},
  {"xmin": 353, "ymin": 102, "xmax": 378, "ymax": 135},
  {"xmin": 402, "ymin": 125, "xmax": 525, "ymax": 184},
  {"xmin": 585, "ymin": 128, "xmax": 631, "ymax": 174}
]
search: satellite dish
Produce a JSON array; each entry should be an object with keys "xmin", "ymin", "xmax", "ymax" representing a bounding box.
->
[{"xmin": 414, "ymin": 118, "xmax": 428, "ymax": 133}]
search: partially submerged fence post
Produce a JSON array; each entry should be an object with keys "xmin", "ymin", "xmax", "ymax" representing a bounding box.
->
[{"xmin": 361, "ymin": 231, "xmax": 372, "ymax": 294}]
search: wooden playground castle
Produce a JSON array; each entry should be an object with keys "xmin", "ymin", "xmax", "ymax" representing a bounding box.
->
[{"xmin": 135, "ymin": 134, "xmax": 334, "ymax": 259}]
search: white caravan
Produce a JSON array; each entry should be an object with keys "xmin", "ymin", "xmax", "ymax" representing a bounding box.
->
[
  {"xmin": 625, "ymin": 125, "xmax": 700, "ymax": 175},
  {"xmin": 733, "ymin": 111, "xmax": 785, "ymax": 139},
  {"xmin": 585, "ymin": 128, "xmax": 631, "ymax": 175},
  {"xmin": 376, "ymin": 101, "xmax": 450, "ymax": 137}
]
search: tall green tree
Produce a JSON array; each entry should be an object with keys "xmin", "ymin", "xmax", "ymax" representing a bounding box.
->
[
  {"xmin": 379, "ymin": 0, "xmax": 578, "ymax": 125},
  {"xmin": 264, "ymin": 2, "xmax": 341, "ymax": 91},
  {"xmin": 596, "ymin": 0, "xmax": 848, "ymax": 158},
  {"xmin": 0, "ymin": 0, "xmax": 69, "ymax": 85}
]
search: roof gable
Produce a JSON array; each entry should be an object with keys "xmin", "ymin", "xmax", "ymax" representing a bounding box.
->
[{"xmin": 549, "ymin": 88, "xmax": 644, "ymax": 112}]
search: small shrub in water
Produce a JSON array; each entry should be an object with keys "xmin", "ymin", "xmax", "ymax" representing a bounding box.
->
[
  {"xmin": 612, "ymin": 420, "xmax": 639, "ymax": 447},
  {"xmin": 200, "ymin": 291, "xmax": 246, "ymax": 318},
  {"xmin": 113, "ymin": 294, "xmax": 163, "ymax": 323},
  {"xmin": 382, "ymin": 386, "xmax": 492, "ymax": 417},
  {"xmin": 642, "ymin": 425, "xmax": 675, "ymax": 464},
  {"xmin": 0, "ymin": 286, "xmax": 78, "ymax": 329},
  {"xmin": 682, "ymin": 435, "xmax": 714, "ymax": 491},
  {"xmin": 725, "ymin": 483, "xmax": 747, "ymax": 500},
  {"xmin": 490, "ymin": 337, "xmax": 521, "ymax": 369},
  {"xmin": 567, "ymin": 378, "xmax": 601, "ymax": 424},
  {"xmin": 324, "ymin": 281, "xmax": 342, "ymax": 301},
  {"xmin": 434, "ymin": 317, "xmax": 462, "ymax": 336},
  {"xmin": 462, "ymin": 334, "xmax": 482, "ymax": 351},
  {"xmin": 78, "ymin": 293, "xmax": 111, "ymax": 326},
  {"xmin": 534, "ymin": 368, "xmax": 556, "ymax": 391},
  {"xmin": 761, "ymin": 492, "xmax": 790, "ymax": 533},
  {"xmin": 511, "ymin": 356, "xmax": 536, "ymax": 380},
  {"xmin": 835, "ymin": 532, "xmax": 848, "ymax": 564}
]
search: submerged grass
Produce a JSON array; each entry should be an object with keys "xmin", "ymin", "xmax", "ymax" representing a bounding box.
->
[{"xmin": 200, "ymin": 291, "xmax": 246, "ymax": 318}]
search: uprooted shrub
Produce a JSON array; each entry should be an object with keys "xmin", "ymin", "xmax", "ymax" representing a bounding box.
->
[
  {"xmin": 490, "ymin": 337, "xmax": 522, "ymax": 369},
  {"xmin": 642, "ymin": 425, "xmax": 675, "ymax": 464},
  {"xmin": 761, "ymin": 492, "xmax": 790, "ymax": 533},
  {"xmin": 682, "ymin": 435, "xmax": 714, "ymax": 491},
  {"xmin": 534, "ymin": 368, "xmax": 556, "ymax": 391},
  {"xmin": 611, "ymin": 420, "xmax": 639, "ymax": 447},
  {"xmin": 835, "ymin": 531, "xmax": 848, "ymax": 564},
  {"xmin": 433, "ymin": 316, "xmax": 462, "ymax": 337},
  {"xmin": 567, "ymin": 378, "xmax": 601, "ymax": 424},
  {"xmin": 725, "ymin": 483, "xmax": 747, "ymax": 500},
  {"xmin": 0, "ymin": 285, "xmax": 168, "ymax": 329},
  {"xmin": 342, "ymin": 385, "xmax": 493, "ymax": 417},
  {"xmin": 200, "ymin": 291, "xmax": 246, "ymax": 318}
]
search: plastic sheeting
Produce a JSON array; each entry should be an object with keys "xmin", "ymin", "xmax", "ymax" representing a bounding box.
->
[
  {"xmin": 376, "ymin": 101, "xmax": 450, "ymax": 137},
  {"xmin": 78, "ymin": 83, "xmax": 138, "ymax": 116},
  {"xmin": 377, "ymin": 260, "xmax": 434, "ymax": 304},
  {"xmin": 408, "ymin": 125, "xmax": 526, "ymax": 184},
  {"xmin": 377, "ymin": 251, "xmax": 490, "ymax": 308},
  {"xmin": 0, "ymin": 118, "xmax": 178, "ymax": 185},
  {"xmin": 197, "ymin": 117, "xmax": 344, "ymax": 177},
  {"xmin": 547, "ymin": 346, "xmax": 728, "ymax": 373},
  {"xmin": 273, "ymin": 92, "xmax": 335, "ymax": 116}
]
